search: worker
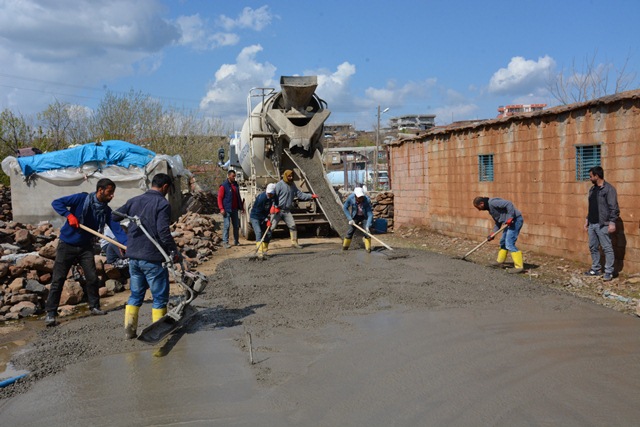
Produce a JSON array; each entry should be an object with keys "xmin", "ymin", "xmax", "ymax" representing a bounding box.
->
[
  {"xmin": 584, "ymin": 166, "xmax": 619, "ymax": 281},
  {"xmin": 44, "ymin": 178, "xmax": 127, "ymax": 326},
  {"xmin": 250, "ymin": 183, "xmax": 277, "ymax": 258},
  {"xmin": 115, "ymin": 173, "xmax": 181, "ymax": 339},
  {"xmin": 342, "ymin": 187, "xmax": 374, "ymax": 252},
  {"xmin": 473, "ymin": 196, "xmax": 525, "ymax": 273},
  {"xmin": 217, "ymin": 169, "xmax": 245, "ymax": 249},
  {"xmin": 271, "ymin": 169, "xmax": 318, "ymax": 249}
]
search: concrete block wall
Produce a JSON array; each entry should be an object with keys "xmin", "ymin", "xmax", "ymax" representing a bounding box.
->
[{"xmin": 389, "ymin": 90, "xmax": 640, "ymax": 273}]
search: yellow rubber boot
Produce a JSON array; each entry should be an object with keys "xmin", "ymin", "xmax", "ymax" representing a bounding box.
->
[
  {"xmin": 256, "ymin": 242, "xmax": 264, "ymax": 259},
  {"xmin": 363, "ymin": 237, "xmax": 372, "ymax": 253},
  {"xmin": 152, "ymin": 307, "xmax": 167, "ymax": 323},
  {"xmin": 508, "ymin": 251, "xmax": 524, "ymax": 274},
  {"xmin": 124, "ymin": 305, "xmax": 140, "ymax": 339},
  {"xmin": 491, "ymin": 249, "xmax": 508, "ymax": 267},
  {"xmin": 342, "ymin": 238, "xmax": 351, "ymax": 251},
  {"xmin": 262, "ymin": 242, "xmax": 269, "ymax": 257},
  {"xmin": 290, "ymin": 230, "xmax": 303, "ymax": 249}
]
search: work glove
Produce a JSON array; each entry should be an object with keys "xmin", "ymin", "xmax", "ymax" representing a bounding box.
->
[
  {"xmin": 311, "ymin": 194, "xmax": 319, "ymax": 199},
  {"xmin": 487, "ymin": 234, "xmax": 495, "ymax": 242},
  {"xmin": 266, "ymin": 219, "xmax": 272, "ymax": 229},
  {"xmin": 67, "ymin": 214, "xmax": 79, "ymax": 228},
  {"xmin": 270, "ymin": 206, "xmax": 280, "ymax": 215},
  {"xmin": 505, "ymin": 218, "xmax": 514, "ymax": 226}
]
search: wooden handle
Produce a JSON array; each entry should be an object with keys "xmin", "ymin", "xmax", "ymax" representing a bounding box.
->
[
  {"xmin": 78, "ymin": 224, "xmax": 127, "ymax": 251},
  {"xmin": 350, "ymin": 221, "xmax": 394, "ymax": 251}
]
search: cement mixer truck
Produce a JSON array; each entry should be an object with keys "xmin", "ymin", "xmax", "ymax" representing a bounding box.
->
[{"xmin": 221, "ymin": 76, "xmax": 349, "ymax": 240}]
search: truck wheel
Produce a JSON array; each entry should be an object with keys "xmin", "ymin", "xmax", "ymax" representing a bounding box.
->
[{"xmin": 240, "ymin": 213, "xmax": 255, "ymax": 240}]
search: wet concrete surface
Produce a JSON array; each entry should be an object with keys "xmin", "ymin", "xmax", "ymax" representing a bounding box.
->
[{"xmin": 1, "ymin": 243, "xmax": 639, "ymax": 425}]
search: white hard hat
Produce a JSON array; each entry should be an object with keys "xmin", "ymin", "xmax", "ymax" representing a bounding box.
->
[
  {"xmin": 354, "ymin": 187, "xmax": 364, "ymax": 198},
  {"xmin": 266, "ymin": 183, "xmax": 276, "ymax": 194}
]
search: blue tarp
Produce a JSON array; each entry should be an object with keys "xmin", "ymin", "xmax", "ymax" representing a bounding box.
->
[{"xmin": 17, "ymin": 140, "xmax": 156, "ymax": 176}]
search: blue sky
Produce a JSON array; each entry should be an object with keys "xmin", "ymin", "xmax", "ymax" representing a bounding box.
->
[{"xmin": 1, "ymin": 0, "xmax": 639, "ymax": 131}]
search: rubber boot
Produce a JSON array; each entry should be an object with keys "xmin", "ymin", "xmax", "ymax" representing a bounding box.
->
[
  {"xmin": 262, "ymin": 242, "xmax": 269, "ymax": 257},
  {"xmin": 256, "ymin": 242, "xmax": 264, "ymax": 259},
  {"xmin": 363, "ymin": 237, "xmax": 372, "ymax": 253},
  {"xmin": 124, "ymin": 305, "xmax": 139, "ymax": 339},
  {"xmin": 342, "ymin": 238, "xmax": 351, "ymax": 250},
  {"xmin": 508, "ymin": 251, "xmax": 524, "ymax": 274},
  {"xmin": 290, "ymin": 230, "xmax": 303, "ymax": 249},
  {"xmin": 490, "ymin": 249, "xmax": 508, "ymax": 267},
  {"xmin": 152, "ymin": 307, "xmax": 167, "ymax": 323}
]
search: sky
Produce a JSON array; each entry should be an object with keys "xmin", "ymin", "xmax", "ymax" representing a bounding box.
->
[{"xmin": 1, "ymin": 0, "xmax": 639, "ymax": 131}]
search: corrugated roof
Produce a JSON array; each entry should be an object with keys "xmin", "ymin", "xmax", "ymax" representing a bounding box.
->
[{"xmin": 389, "ymin": 88, "xmax": 640, "ymax": 146}]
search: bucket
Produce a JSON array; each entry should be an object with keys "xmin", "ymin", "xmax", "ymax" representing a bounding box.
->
[{"xmin": 372, "ymin": 218, "xmax": 387, "ymax": 234}]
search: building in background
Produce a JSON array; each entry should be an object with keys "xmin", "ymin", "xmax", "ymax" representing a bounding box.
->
[
  {"xmin": 389, "ymin": 114, "xmax": 436, "ymax": 131},
  {"xmin": 497, "ymin": 104, "xmax": 546, "ymax": 118}
]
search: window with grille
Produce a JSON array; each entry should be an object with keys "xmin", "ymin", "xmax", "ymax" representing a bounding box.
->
[
  {"xmin": 478, "ymin": 154, "xmax": 494, "ymax": 182},
  {"xmin": 576, "ymin": 145, "xmax": 601, "ymax": 181}
]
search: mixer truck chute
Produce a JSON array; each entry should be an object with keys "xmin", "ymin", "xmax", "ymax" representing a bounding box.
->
[{"xmin": 225, "ymin": 76, "xmax": 349, "ymax": 240}]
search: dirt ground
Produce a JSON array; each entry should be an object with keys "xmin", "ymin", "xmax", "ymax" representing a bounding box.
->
[{"xmin": 0, "ymin": 226, "xmax": 638, "ymax": 401}]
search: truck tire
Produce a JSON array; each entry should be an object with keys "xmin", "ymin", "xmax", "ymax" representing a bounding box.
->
[{"xmin": 240, "ymin": 212, "xmax": 255, "ymax": 240}]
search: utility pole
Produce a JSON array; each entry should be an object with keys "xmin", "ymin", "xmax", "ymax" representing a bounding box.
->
[{"xmin": 375, "ymin": 105, "xmax": 380, "ymax": 190}]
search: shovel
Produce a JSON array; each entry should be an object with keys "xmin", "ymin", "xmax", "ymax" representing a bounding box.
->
[
  {"xmin": 349, "ymin": 221, "xmax": 394, "ymax": 251},
  {"xmin": 459, "ymin": 223, "xmax": 508, "ymax": 260},
  {"xmin": 79, "ymin": 224, "xmax": 126, "ymax": 250}
]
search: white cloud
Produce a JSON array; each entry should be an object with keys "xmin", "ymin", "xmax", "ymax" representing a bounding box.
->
[
  {"xmin": 175, "ymin": 14, "xmax": 239, "ymax": 50},
  {"xmin": 199, "ymin": 45, "xmax": 277, "ymax": 124},
  {"xmin": 488, "ymin": 55, "xmax": 555, "ymax": 95},
  {"xmin": 0, "ymin": 0, "xmax": 180, "ymax": 112},
  {"xmin": 218, "ymin": 6, "xmax": 274, "ymax": 31}
]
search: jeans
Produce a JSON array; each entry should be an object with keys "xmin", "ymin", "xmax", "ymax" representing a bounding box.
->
[
  {"xmin": 588, "ymin": 223, "xmax": 615, "ymax": 275},
  {"xmin": 499, "ymin": 215, "xmax": 524, "ymax": 252},
  {"xmin": 346, "ymin": 215, "xmax": 367, "ymax": 239},
  {"xmin": 271, "ymin": 210, "xmax": 296, "ymax": 231},
  {"xmin": 45, "ymin": 241, "xmax": 100, "ymax": 315},
  {"xmin": 127, "ymin": 259, "xmax": 170, "ymax": 309},
  {"xmin": 222, "ymin": 210, "xmax": 240, "ymax": 244},
  {"xmin": 250, "ymin": 218, "xmax": 271, "ymax": 243}
]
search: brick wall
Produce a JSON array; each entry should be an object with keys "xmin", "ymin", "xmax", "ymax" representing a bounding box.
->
[{"xmin": 389, "ymin": 90, "xmax": 640, "ymax": 273}]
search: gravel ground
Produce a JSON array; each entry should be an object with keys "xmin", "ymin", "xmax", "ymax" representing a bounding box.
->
[{"xmin": 1, "ymin": 226, "xmax": 638, "ymax": 400}]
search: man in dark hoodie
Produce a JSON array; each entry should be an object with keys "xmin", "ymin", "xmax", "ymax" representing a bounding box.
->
[
  {"xmin": 115, "ymin": 173, "xmax": 181, "ymax": 339},
  {"xmin": 473, "ymin": 196, "xmax": 524, "ymax": 273},
  {"xmin": 45, "ymin": 178, "xmax": 127, "ymax": 326}
]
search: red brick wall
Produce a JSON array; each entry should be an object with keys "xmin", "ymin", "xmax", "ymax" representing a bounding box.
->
[{"xmin": 389, "ymin": 91, "xmax": 640, "ymax": 273}]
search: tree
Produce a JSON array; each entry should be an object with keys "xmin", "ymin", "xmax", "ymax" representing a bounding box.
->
[
  {"xmin": 0, "ymin": 109, "xmax": 34, "ymax": 157},
  {"xmin": 37, "ymin": 99, "xmax": 73, "ymax": 151},
  {"xmin": 548, "ymin": 51, "xmax": 637, "ymax": 104}
]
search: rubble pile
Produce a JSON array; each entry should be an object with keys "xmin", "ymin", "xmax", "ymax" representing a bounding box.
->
[
  {"xmin": 0, "ymin": 184, "xmax": 12, "ymax": 221},
  {"xmin": 372, "ymin": 191, "xmax": 394, "ymax": 231},
  {"xmin": 171, "ymin": 212, "xmax": 221, "ymax": 264},
  {"xmin": 181, "ymin": 190, "xmax": 219, "ymax": 215},
  {"xmin": 0, "ymin": 212, "xmax": 222, "ymax": 322}
]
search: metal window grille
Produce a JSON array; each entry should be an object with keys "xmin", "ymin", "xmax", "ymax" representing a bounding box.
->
[
  {"xmin": 479, "ymin": 154, "xmax": 494, "ymax": 182},
  {"xmin": 576, "ymin": 145, "xmax": 601, "ymax": 181}
]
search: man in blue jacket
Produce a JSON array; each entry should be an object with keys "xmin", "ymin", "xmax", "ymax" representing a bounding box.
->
[
  {"xmin": 250, "ymin": 183, "xmax": 276, "ymax": 258},
  {"xmin": 44, "ymin": 178, "xmax": 127, "ymax": 326},
  {"xmin": 115, "ymin": 173, "xmax": 180, "ymax": 339},
  {"xmin": 342, "ymin": 187, "xmax": 374, "ymax": 253},
  {"xmin": 217, "ymin": 169, "xmax": 245, "ymax": 249}
]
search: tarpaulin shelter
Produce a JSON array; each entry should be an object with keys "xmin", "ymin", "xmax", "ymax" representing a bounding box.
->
[{"xmin": 2, "ymin": 140, "xmax": 189, "ymax": 226}]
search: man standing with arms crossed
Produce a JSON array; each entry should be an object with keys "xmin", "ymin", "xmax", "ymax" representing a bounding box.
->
[
  {"xmin": 115, "ymin": 173, "xmax": 181, "ymax": 339},
  {"xmin": 584, "ymin": 166, "xmax": 620, "ymax": 282},
  {"xmin": 45, "ymin": 178, "xmax": 127, "ymax": 326},
  {"xmin": 217, "ymin": 169, "xmax": 244, "ymax": 249}
]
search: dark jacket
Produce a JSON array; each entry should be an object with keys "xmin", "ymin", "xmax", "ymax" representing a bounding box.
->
[
  {"xmin": 218, "ymin": 180, "xmax": 244, "ymax": 212},
  {"xmin": 52, "ymin": 192, "xmax": 126, "ymax": 247},
  {"xmin": 115, "ymin": 190, "xmax": 177, "ymax": 263},
  {"xmin": 250, "ymin": 192, "xmax": 275, "ymax": 222},
  {"xmin": 587, "ymin": 181, "xmax": 620, "ymax": 226}
]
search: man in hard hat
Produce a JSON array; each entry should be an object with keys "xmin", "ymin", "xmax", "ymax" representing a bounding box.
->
[
  {"xmin": 272, "ymin": 169, "xmax": 318, "ymax": 249},
  {"xmin": 473, "ymin": 196, "xmax": 524, "ymax": 273},
  {"xmin": 250, "ymin": 183, "xmax": 277, "ymax": 258},
  {"xmin": 342, "ymin": 187, "xmax": 374, "ymax": 253}
]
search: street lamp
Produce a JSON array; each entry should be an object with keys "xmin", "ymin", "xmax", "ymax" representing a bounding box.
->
[{"xmin": 375, "ymin": 106, "xmax": 390, "ymax": 190}]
